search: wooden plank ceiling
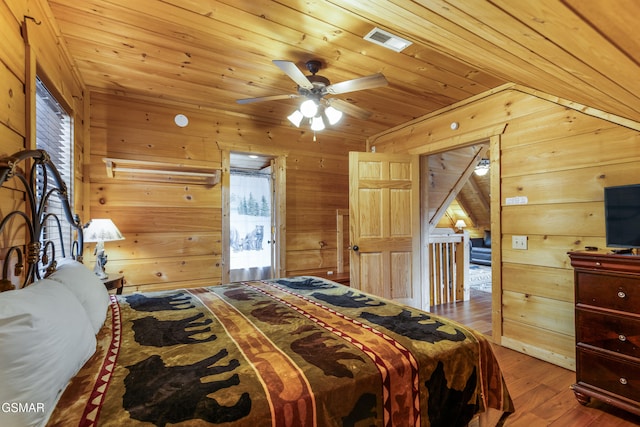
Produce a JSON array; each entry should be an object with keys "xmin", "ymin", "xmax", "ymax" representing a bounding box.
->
[{"xmin": 46, "ymin": 0, "xmax": 640, "ymax": 142}]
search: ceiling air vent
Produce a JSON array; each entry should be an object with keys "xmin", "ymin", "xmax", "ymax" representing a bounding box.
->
[{"xmin": 363, "ymin": 27, "xmax": 412, "ymax": 52}]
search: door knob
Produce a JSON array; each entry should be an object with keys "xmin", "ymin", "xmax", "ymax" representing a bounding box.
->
[{"xmin": 352, "ymin": 245, "xmax": 359, "ymax": 252}]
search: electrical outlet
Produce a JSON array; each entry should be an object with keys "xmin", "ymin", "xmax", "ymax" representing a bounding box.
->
[{"xmin": 512, "ymin": 235, "xmax": 528, "ymax": 250}]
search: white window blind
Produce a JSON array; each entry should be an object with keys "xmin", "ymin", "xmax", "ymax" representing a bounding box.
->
[{"xmin": 35, "ymin": 78, "xmax": 74, "ymax": 261}]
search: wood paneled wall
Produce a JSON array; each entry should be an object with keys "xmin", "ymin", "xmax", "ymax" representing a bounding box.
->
[
  {"xmin": 0, "ymin": 1, "xmax": 26, "ymax": 156},
  {"xmin": 0, "ymin": 1, "xmax": 28, "ymax": 272},
  {"xmin": 285, "ymin": 152, "xmax": 350, "ymax": 274},
  {"xmin": 86, "ymin": 93, "xmax": 223, "ymax": 291},
  {"xmin": 370, "ymin": 87, "xmax": 640, "ymax": 370},
  {"xmin": 87, "ymin": 92, "xmax": 360, "ymax": 292}
]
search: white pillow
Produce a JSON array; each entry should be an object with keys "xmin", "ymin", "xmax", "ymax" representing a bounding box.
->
[
  {"xmin": 48, "ymin": 259, "xmax": 110, "ymax": 334},
  {"xmin": 0, "ymin": 279, "xmax": 97, "ymax": 427}
]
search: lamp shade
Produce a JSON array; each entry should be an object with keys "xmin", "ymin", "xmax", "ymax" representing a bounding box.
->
[
  {"xmin": 324, "ymin": 106, "xmax": 343, "ymax": 125},
  {"xmin": 300, "ymin": 99, "xmax": 318, "ymax": 118},
  {"xmin": 474, "ymin": 158, "xmax": 490, "ymax": 176},
  {"xmin": 84, "ymin": 219, "xmax": 125, "ymax": 242},
  {"xmin": 287, "ymin": 110, "xmax": 303, "ymax": 127},
  {"xmin": 310, "ymin": 115, "xmax": 325, "ymax": 131},
  {"xmin": 454, "ymin": 219, "xmax": 467, "ymax": 229}
]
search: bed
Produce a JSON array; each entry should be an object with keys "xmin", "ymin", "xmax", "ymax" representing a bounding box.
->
[{"xmin": 0, "ymin": 150, "xmax": 513, "ymax": 427}]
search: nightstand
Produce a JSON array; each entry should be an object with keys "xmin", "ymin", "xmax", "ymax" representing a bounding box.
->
[
  {"xmin": 101, "ymin": 273, "xmax": 125, "ymax": 295},
  {"xmin": 315, "ymin": 272, "xmax": 350, "ymax": 286}
]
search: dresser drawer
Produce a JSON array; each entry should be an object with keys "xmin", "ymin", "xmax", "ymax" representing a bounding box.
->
[
  {"xmin": 577, "ymin": 309, "xmax": 640, "ymax": 358},
  {"xmin": 577, "ymin": 348, "xmax": 640, "ymax": 402},
  {"xmin": 576, "ymin": 271, "xmax": 640, "ymax": 314}
]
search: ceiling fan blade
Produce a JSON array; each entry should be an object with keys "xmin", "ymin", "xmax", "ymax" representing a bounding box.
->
[
  {"xmin": 272, "ymin": 60, "xmax": 314, "ymax": 90},
  {"xmin": 327, "ymin": 98, "xmax": 372, "ymax": 120},
  {"xmin": 236, "ymin": 94, "xmax": 299, "ymax": 104},
  {"xmin": 326, "ymin": 73, "xmax": 388, "ymax": 95}
]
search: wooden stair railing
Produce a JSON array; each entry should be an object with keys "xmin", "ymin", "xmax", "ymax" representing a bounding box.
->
[{"xmin": 428, "ymin": 229, "xmax": 469, "ymax": 306}]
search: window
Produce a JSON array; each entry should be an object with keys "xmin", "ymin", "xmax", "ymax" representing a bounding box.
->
[{"xmin": 35, "ymin": 78, "xmax": 74, "ymax": 261}]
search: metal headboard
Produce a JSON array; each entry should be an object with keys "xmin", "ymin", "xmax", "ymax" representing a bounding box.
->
[{"xmin": 0, "ymin": 149, "xmax": 83, "ymax": 291}]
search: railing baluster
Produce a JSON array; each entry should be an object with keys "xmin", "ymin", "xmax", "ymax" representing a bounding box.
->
[{"xmin": 427, "ymin": 229, "xmax": 470, "ymax": 306}]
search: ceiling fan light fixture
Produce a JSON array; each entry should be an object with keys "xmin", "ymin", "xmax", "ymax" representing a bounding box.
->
[
  {"xmin": 310, "ymin": 116, "xmax": 325, "ymax": 131},
  {"xmin": 475, "ymin": 158, "xmax": 490, "ymax": 176},
  {"xmin": 300, "ymin": 99, "xmax": 318, "ymax": 118},
  {"xmin": 325, "ymin": 106, "xmax": 343, "ymax": 125},
  {"xmin": 287, "ymin": 110, "xmax": 304, "ymax": 127},
  {"xmin": 236, "ymin": 59, "xmax": 383, "ymax": 140}
]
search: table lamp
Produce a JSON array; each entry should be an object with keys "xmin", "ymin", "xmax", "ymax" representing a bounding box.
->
[
  {"xmin": 84, "ymin": 219, "xmax": 124, "ymax": 279},
  {"xmin": 455, "ymin": 219, "xmax": 467, "ymax": 232}
]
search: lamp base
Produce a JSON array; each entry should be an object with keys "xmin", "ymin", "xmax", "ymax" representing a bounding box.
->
[{"xmin": 93, "ymin": 241, "xmax": 108, "ymax": 279}]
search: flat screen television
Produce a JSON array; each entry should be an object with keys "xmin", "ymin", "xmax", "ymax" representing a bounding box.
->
[{"xmin": 604, "ymin": 184, "xmax": 640, "ymax": 249}]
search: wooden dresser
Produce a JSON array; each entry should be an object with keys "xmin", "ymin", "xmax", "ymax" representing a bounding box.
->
[{"xmin": 568, "ymin": 251, "xmax": 640, "ymax": 416}]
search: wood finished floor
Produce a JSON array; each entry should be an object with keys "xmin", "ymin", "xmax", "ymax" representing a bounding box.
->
[{"xmin": 431, "ymin": 289, "xmax": 640, "ymax": 426}]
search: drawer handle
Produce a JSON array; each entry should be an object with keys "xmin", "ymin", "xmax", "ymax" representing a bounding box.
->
[
  {"xmin": 619, "ymin": 334, "xmax": 627, "ymax": 342},
  {"xmin": 595, "ymin": 262, "xmax": 601, "ymax": 266},
  {"xmin": 617, "ymin": 291, "xmax": 626, "ymax": 299},
  {"xmin": 620, "ymin": 378, "xmax": 628, "ymax": 385}
]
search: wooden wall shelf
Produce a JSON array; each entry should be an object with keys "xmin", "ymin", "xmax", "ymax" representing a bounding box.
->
[{"xmin": 103, "ymin": 157, "xmax": 221, "ymax": 186}]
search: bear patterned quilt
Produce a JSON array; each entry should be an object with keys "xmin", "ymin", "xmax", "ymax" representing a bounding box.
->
[{"xmin": 46, "ymin": 276, "xmax": 513, "ymax": 427}]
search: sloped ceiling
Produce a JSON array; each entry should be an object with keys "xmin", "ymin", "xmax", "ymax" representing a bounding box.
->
[
  {"xmin": 428, "ymin": 144, "xmax": 491, "ymax": 231},
  {"xmin": 46, "ymin": 0, "xmax": 640, "ymax": 143}
]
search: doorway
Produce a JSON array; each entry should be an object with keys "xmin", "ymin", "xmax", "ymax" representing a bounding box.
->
[
  {"xmin": 423, "ymin": 142, "xmax": 492, "ymax": 305},
  {"xmin": 227, "ymin": 152, "xmax": 275, "ymax": 282}
]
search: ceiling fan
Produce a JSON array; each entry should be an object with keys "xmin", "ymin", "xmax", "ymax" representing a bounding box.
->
[{"xmin": 236, "ymin": 60, "xmax": 388, "ymax": 127}]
